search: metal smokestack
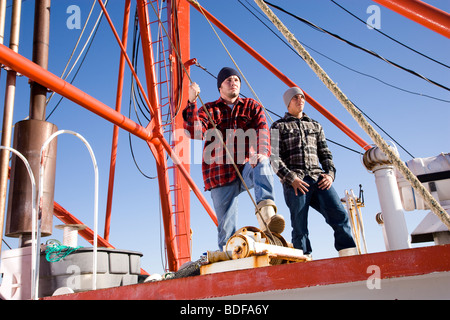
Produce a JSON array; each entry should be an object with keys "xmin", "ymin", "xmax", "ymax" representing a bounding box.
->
[{"xmin": 5, "ymin": 0, "xmax": 57, "ymax": 247}]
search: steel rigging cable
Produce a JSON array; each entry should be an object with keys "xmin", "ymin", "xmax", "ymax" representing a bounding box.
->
[
  {"xmin": 330, "ymin": 0, "xmax": 450, "ymax": 70},
  {"xmin": 238, "ymin": 0, "xmax": 415, "ymax": 158},
  {"xmin": 128, "ymin": 9, "xmax": 156, "ymax": 180},
  {"xmin": 239, "ymin": 0, "xmax": 449, "ymax": 104},
  {"xmin": 264, "ymin": 0, "xmax": 450, "ymax": 93}
]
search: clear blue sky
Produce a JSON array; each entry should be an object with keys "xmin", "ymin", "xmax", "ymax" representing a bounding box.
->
[{"xmin": 0, "ymin": 0, "xmax": 449, "ymax": 276}]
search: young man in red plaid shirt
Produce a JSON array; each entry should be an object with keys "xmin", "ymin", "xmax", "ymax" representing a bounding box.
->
[{"xmin": 182, "ymin": 67, "xmax": 285, "ymax": 250}]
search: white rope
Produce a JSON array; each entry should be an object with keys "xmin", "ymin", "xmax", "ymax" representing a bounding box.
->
[{"xmin": 254, "ymin": 0, "xmax": 450, "ymax": 230}]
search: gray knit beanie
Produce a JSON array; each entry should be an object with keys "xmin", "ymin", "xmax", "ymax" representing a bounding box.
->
[{"xmin": 283, "ymin": 87, "xmax": 304, "ymax": 107}]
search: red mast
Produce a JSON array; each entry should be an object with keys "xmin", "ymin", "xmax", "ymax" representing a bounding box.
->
[{"xmin": 135, "ymin": 0, "xmax": 193, "ymax": 271}]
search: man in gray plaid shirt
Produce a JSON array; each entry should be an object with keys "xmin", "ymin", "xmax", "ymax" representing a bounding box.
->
[{"xmin": 270, "ymin": 87, "xmax": 356, "ymax": 258}]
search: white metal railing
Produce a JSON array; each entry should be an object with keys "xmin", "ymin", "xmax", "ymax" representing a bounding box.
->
[
  {"xmin": 0, "ymin": 146, "xmax": 38, "ymax": 300},
  {"xmin": 38, "ymin": 130, "xmax": 99, "ymax": 297}
]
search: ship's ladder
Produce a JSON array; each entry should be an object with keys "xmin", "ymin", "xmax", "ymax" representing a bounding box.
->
[{"xmin": 146, "ymin": 0, "xmax": 191, "ymax": 266}]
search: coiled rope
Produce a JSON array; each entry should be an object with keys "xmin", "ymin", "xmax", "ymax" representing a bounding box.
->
[
  {"xmin": 254, "ymin": 0, "xmax": 450, "ymax": 230},
  {"xmin": 45, "ymin": 239, "xmax": 82, "ymax": 263}
]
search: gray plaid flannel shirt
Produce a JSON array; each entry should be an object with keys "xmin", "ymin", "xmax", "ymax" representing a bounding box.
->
[{"xmin": 270, "ymin": 112, "xmax": 336, "ymax": 185}]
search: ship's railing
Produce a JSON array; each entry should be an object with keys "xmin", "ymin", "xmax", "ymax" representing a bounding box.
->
[
  {"xmin": 0, "ymin": 146, "xmax": 37, "ymax": 299},
  {"xmin": 38, "ymin": 130, "xmax": 99, "ymax": 297}
]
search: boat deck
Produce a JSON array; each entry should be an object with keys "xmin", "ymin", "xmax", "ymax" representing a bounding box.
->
[{"xmin": 43, "ymin": 244, "xmax": 450, "ymax": 300}]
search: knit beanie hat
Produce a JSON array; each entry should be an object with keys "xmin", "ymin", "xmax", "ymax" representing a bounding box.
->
[
  {"xmin": 217, "ymin": 67, "xmax": 241, "ymax": 90},
  {"xmin": 283, "ymin": 87, "xmax": 305, "ymax": 107}
]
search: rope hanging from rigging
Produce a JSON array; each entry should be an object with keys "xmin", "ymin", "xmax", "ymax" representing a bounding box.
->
[
  {"xmin": 150, "ymin": 0, "xmax": 277, "ymax": 237},
  {"xmin": 186, "ymin": 0, "xmax": 274, "ymax": 124}
]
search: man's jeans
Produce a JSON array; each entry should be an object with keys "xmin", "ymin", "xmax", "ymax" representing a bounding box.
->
[
  {"xmin": 211, "ymin": 157, "xmax": 275, "ymax": 250},
  {"xmin": 282, "ymin": 176, "xmax": 355, "ymax": 255}
]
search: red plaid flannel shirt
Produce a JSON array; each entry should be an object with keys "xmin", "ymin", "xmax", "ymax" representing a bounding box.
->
[{"xmin": 182, "ymin": 97, "xmax": 271, "ymax": 191}]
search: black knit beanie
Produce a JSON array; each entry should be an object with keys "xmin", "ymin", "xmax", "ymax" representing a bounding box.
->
[{"xmin": 217, "ymin": 67, "xmax": 240, "ymax": 90}]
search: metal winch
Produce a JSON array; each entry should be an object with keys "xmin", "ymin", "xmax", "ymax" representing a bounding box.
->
[
  {"xmin": 225, "ymin": 226, "xmax": 302, "ymax": 265},
  {"xmin": 200, "ymin": 226, "xmax": 309, "ymax": 275}
]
